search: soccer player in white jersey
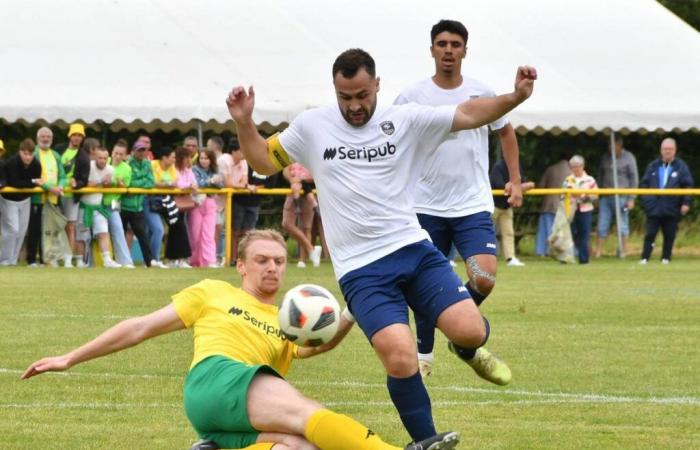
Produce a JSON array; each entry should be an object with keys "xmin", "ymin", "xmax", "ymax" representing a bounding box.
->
[
  {"xmin": 395, "ymin": 19, "xmax": 522, "ymax": 383},
  {"xmin": 226, "ymin": 49, "xmax": 536, "ymax": 445}
]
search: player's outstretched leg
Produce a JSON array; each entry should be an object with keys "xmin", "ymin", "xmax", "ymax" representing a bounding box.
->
[{"xmin": 405, "ymin": 431, "xmax": 460, "ymax": 450}]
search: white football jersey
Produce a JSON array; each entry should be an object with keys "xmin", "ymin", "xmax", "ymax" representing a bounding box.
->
[
  {"xmin": 278, "ymin": 103, "xmax": 455, "ymax": 280},
  {"xmin": 395, "ymin": 76, "xmax": 509, "ymax": 217}
]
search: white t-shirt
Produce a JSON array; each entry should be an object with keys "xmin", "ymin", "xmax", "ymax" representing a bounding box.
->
[
  {"xmin": 394, "ymin": 76, "xmax": 509, "ymax": 217},
  {"xmin": 81, "ymin": 161, "xmax": 114, "ymax": 206},
  {"xmin": 216, "ymin": 153, "xmax": 235, "ymax": 211},
  {"xmin": 278, "ymin": 103, "xmax": 455, "ymax": 280}
]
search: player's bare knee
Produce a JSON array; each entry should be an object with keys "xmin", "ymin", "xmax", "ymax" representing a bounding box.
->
[{"xmin": 473, "ymin": 276, "xmax": 495, "ymax": 296}]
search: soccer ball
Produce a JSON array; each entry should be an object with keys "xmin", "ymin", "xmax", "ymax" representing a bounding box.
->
[{"xmin": 278, "ymin": 284, "xmax": 340, "ymax": 347}]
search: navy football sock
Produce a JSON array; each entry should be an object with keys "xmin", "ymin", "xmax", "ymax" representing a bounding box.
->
[
  {"xmin": 414, "ymin": 313, "xmax": 435, "ymax": 355},
  {"xmin": 466, "ymin": 281, "xmax": 487, "ymax": 306},
  {"xmin": 387, "ymin": 372, "xmax": 435, "ymax": 442}
]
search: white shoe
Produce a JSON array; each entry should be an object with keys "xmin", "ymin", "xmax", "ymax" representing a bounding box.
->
[
  {"xmin": 76, "ymin": 259, "xmax": 88, "ymax": 268},
  {"xmin": 506, "ymin": 257, "xmax": 525, "ymax": 267},
  {"xmin": 150, "ymin": 259, "xmax": 169, "ymax": 269},
  {"xmin": 49, "ymin": 259, "xmax": 59, "ymax": 268},
  {"xmin": 297, "ymin": 261, "xmax": 307, "ymax": 268},
  {"xmin": 207, "ymin": 263, "xmax": 223, "ymax": 269},
  {"xmin": 28, "ymin": 263, "xmax": 41, "ymax": 268},
  {"xmin": 309, "ymin": 245, "xmax": 322, "ymax": 267},
  {"xmin": 179, "ymin": 260, "xmax": 192, "ymax": 269},
  {"xmin": 123, "ymin": 264, "xmax": 135, "ymax": 269},
  {"xmin": 63, "ymin": 258, "xmax": 74, "ymax": 268},
  {"xmin": 661, "ymin": 258, "xmax": 670, "ymax": 264},
  {"xmin": 639, "ymin": 259, "xmax": 648, "ymax": 265},
  {"xmin": 103, "ymin": 258, "xmax": 121, "ymax": 268}
]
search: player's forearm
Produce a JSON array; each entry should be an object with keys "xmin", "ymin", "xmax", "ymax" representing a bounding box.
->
[
  {"xmin": 452, "ymin": 93, "xmax": 523, "ymax": 132},
  {"xmin": 234, "ymin": 119, "xmax": 278, "ymax": 175},
  {"xmin": 64, "ymin": 318, "xmax": 151, "ymax": 368}
]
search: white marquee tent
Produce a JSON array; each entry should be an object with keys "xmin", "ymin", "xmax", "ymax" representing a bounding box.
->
[{"xmin": 1, "ymin": 0, "xmax": 699, "ymax": 135}]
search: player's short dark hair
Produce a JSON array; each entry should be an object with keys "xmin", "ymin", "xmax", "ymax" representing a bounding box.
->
[
  {"xmin": 430, "ymin": 19, "xmax": 469, "ymax": 45},
  {"xmin": 615, "ymin": 135, "xmax": 624, "ymax": 145},
  {"xmin": 332, "ymin": 48, "xmax": 376, "ymax": 79},
  {"xmin": 113, "ymin": 138, "xmax": 128, "ymax": 149}
]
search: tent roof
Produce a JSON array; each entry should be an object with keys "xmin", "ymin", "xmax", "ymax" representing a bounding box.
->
[{"xmin": 2, "ymin": 0, "xmax": 699, "ymax": 134}]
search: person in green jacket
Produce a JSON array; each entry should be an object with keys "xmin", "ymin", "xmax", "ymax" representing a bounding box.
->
[
  {"xmin": 120, "ymin": 140, "xmax": 157, "ymax": 267},
  {"xmin": 27, "ymin": 127, "xmax": 68, "ymax": 267}
]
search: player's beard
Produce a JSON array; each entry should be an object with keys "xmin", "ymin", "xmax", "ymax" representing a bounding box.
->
[{"xmin": 341, "ymin": 101, "xmax": 376, "ymax": 127}]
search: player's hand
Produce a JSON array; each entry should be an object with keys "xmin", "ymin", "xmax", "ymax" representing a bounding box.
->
[
  {"xmin": 514, "ymin": 66, "xmax": 537, "ymax": 102},
  {"xmin": 21, "ymin": 355, "xmax": 71, "ymax": 379},
  {"xmin": 505, "ymin": 181, "xmax": 524, "ymax": 207},
  {"xmin": 226, "ymin": 86, "xmax": 256, "ymax": 122}
]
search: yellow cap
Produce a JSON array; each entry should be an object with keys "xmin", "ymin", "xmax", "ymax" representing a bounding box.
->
[{"xmin": 68, "ymin": 123, "xmax": 86, "ymax": 137}]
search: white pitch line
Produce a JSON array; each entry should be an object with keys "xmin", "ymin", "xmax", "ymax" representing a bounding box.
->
[
  {"xmin": 0, "ymin": 403, "xmax": 179, "ymax": 409},
  {"xmin": 4, "ymin": 368, "xmax": 698, "ymax": 406},
  {"xmin": 15, "ymin": 313, "xmax": 132, "ymax": 320}
]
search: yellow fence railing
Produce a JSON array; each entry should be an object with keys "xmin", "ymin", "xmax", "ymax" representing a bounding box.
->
[{"xmin": 1, "ymin": 187, "xmax": 697, "ymax": 264}]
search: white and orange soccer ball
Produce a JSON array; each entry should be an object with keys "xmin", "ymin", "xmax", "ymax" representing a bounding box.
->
[{"xmin": 278, "ymin": 284, "xmax": 340, "ymax": 347}]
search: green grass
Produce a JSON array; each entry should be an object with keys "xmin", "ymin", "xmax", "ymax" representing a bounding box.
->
[{"xmin": 1, "ymin": 258, "xmax": 699, "ymax": 449}]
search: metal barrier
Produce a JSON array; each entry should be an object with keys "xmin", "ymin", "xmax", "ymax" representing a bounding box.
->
[{"xmin": 2, "ymin": 187, "xmax": 698, "ymax": 264}]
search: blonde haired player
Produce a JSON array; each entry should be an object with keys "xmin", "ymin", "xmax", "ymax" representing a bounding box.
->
[{"xmin": 22, "ymin": 229, "xmax": 456, "ymax": 450}]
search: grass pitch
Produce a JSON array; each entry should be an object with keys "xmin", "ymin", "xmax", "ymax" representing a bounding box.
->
[{"xmin": 1, "ymin": 257, "xmax": 699, "ymax": 449}]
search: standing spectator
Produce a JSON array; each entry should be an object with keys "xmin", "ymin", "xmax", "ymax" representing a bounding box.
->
[
  {"xmin": 595, "ymin": 135, "xmax": 639, "ymax": 257},
  {"xmin": 103, "ymin": 140, "xmax": 135, "ymax": 268},
  {"xmin": 145, "ymin": 146, "xmax": 177, "ymax": 268},
  {"xmin": 69, "ymin": 138, "xmax": 101, "ymax": 267},
  {"xmin": 189, "ymin": 149, "xmax": 223, "ymax": 267},
  {"xmin": 136, "ymin": 135, "xmax": 154, "ymax": 161},
  {"xmin": 639, "ymin": 138, "xmax": 693, "ymax": 264},
  {"xmin": 490, "ymin": 158, "xmax": 534, "ymax": 266},
  {"xmin": 77, "ymin": 147, "xmax": 121, "ymax": 268},
  {"xmin": 183, "ymin": 136, "xmax": 199, "ymax": 165},
  {"xmin": 59, "ymin": 123, "xmax": 86, "ymax": 267},
  {"xmin": 0, "ymin": 139, "xmax": 42, "ymax": 266},
  {"xmin": 121, "ymin": 140, "xmax": 156, "ymax": 268},
  {"xmin": 563, "ymin": 155, "xmax": 598, "ymax": 264},
  {"xmin": 229, "ymin": 140, "xmax": 252, "ymax": 264},
  {"xmin": 536, "ymin": 152, "xmax": 571, "ymax": 256},
  {"xmin": 27, "ymin": 127, "xmax": 67, "ymax": 267},
  {"xmin": 0, "ymin": 139, "xmax": 6, "ymax": 186},
  {"xmin": 165, "ymin": 146, "xmax": 195, "ymax": 268},
  {"xmin": 209, "ymin": 136, "xmax": 234, "ymax": 265},
  {"xmin": 281, "ymin": 162, "xmax": 322, "ymax": 268}
]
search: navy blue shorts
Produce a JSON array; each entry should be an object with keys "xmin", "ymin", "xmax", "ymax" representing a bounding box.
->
[
  {"xmin": 339, "ymin": 240, "xmax": 470, "ymax": 340},
  {"xmin": 417, "ymin": 211, "xmax": 497, "ymax": 259}
]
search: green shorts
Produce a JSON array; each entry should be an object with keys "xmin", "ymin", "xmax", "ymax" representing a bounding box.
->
[{"xmin": 183, "ymin": 356, "xmax": 281, "ymax": 449}]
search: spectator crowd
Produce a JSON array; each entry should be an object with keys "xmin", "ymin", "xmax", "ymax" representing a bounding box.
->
[{"xmin": 0, "ymin": 124, "xmax": 325, "ymax": 268}]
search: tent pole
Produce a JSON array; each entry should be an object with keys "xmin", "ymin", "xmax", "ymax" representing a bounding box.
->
[
  {"xmin": 197, "ymin": 120, "xmax": 204, "ymax": 148},
  {"xmin": 610, "ymin": 131, "xmax": 624, "ymax": 258}
]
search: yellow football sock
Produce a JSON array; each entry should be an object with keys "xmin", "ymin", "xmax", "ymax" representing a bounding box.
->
[
  {"xmin": 237, "ymin": 444, "xmax": 273, "ymax": 450},
  {"xmin": 304, "ymin": 409, "xmax": 400, "ymax": 450}
]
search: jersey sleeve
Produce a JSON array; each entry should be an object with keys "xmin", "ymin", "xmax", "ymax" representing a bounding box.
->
[
  {"xmin": 277, "ymin": 112, "xmax": 308, "ymax": 167},
  {"xmin": 407, "ymin": 103, "xmax": 455, "ymax": 151},
  {"xmin": 171, "ymin": 280, "xmax": 211, "ymax": 328}
]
